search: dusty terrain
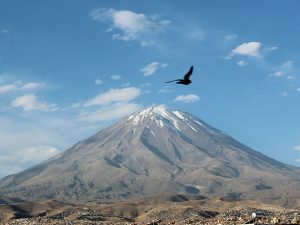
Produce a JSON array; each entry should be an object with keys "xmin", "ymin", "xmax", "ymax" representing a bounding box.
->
[{"xmin": 1, "ymin": 193, "xmax": 299, "ymax": 225}]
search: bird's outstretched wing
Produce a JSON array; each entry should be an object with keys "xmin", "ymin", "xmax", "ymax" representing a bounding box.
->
[
  {"xmin": 183, "ymin": 66, "xmax": 193, "ymax": 80},
  {"xmin": 165, "ymin": 79, "xmax": 180, "ymax": 83}
]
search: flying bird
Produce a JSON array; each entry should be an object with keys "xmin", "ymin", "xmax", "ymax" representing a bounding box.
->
[{"xmin": 165, "ymin": 66, "xmax": 193, "ymax": 85}]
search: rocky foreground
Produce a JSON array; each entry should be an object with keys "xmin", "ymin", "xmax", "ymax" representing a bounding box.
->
[
  {"xmin": 4, "ymin": 207, "xmax": 300, "ymax": 225},
  {"xmin": 1, "ymin": 194, "xmax": 299, "ymax": 224}
]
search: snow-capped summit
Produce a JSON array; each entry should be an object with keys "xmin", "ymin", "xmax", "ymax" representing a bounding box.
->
[
  {"xmin": 128, "ymin": 105, "xmax": 184, "ymax": 131},
  {"xmin": 1, "ymin": 106, "xmax": 300, "ymax": 208},
  {"xmin": 126, "ymin": 105, "xmax": 222, "ymax": 135}
]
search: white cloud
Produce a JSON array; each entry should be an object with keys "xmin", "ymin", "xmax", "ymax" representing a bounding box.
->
[
  {"xmin": 270, "ymin": 71, "xmax": 284, "ymax": 77},
  {"xmin": 0, "ymin": 145, "xmax": 60, "ymax": 177},
  {"xmin": 84, "ymin": 87, "xmax": 141, "ymax": 107},
  {"xmin": 141, "ymin": 62, "xmax": 159, "ymax": 76},
  {"xmin": 294, "ymin": 145, "xmax": 300, "ymax": 151},
  {"xmin": 231, "ymin": 42, "xmax": 262, "ymax": 58},
  {"xmin": 0, "ymin": 80, "xmax": 46, "ymax": 93},
  {"xmin": 296, "ymin": 88, "xmax": 300, "ymax": 92},
  {"xmin": 0, "ymin": 110, "xmax": 102, "ymax": 178},
  {"xmin": 296, "ymin": 158, "xmax": 300, "ymax": 163},
  {"xmin": 174, "ymin": 94, "xmax": 200, "ymax": 103},
  {"xmin": 21, "ymin": 82, "xmax": 46, "ymax": 90},
  {"xmin": 267, "ymin": 46, "xmax": 278, "ymax": 51},
  {"xmin": 225, "ymin": 33, "xmax": 238, "ymax": 40},
  {"xmin": 270, "ymin": 60, "xmax": 294, "ymax": 79},
  {"xmin": 80, "ymin": 87, "xmax": 142, "ymax": 123},
  {"xmin": 79, "ymin": 102, "xmax": 140, "ymax": 122},
  {"xmin": 11, "ymin": 94, "xmax": 58, "ymax": 111},
  {"xmin": 0, "ymin": 84, "xmax": 17, "ymax": 93},
  {"xmin": 141, "ymin": 62, "xmax": 168, "ymax": 76},
  {"xmin": 237, "ymin": 60, "xmax": 247, "ymax": 66},
  {"xmin": 89, "ymin": 8, "xmax": 170, "ymax": 45},
  {"xmin": 95, "ymin": 78, "xmax": 103, "ymax": 85},
  {"xmin": 110, "ymin": 74, "xmax": 122, "ymax": 80}
]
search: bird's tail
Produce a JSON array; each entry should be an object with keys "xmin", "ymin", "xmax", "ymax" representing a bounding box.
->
[{"xmin": 165, "ymin": 79, "xmax": 180, "ymax": 83}]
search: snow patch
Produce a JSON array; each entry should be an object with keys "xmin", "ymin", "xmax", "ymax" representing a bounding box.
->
[
  {"xmin": 194, "ymin": 119, "xmax": 216, "ymax": 135},
  {"xmin": 159, "ymin": 120, "xmax": 164, "ymax": 127},
  {"xmin": 153, "ymin": 105, "xmax": 169, "ymax": 118},
  {"xmin": 194, "ymin": 120, "xmax": 204, "ymax": 126},
  {"xmin": 131, "ymin": 107, "xmax": 153, "ymax": 125},
  {"xmin": 187, "ymin": 123, "xmax": 198, "ymax": 133},
  {"xmin": 150, "ymin": 130, "xmax": 156, "ymax": 138},
  {"xmin": 173, "ymin": 111, "xmax": 185, "ymax": 120},
  {"xmin": 171, "ymin": 119, "xmax": 181, "ymax": 131},
  {"xmin": 128, "ymin": 115, "xmax": 134, "ymax": 120}
]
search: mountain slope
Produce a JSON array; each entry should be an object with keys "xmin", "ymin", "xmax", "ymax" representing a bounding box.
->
[{"xmin": 1, "ymin": 105, "xmax": 300, "ymax": 206}]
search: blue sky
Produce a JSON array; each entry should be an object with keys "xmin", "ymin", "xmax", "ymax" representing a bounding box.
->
[{"xmin": 1, "ymin": 0, "xmax": 300, "ymax": 178}]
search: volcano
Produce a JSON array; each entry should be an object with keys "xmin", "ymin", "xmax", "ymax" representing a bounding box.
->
[{"xmin": 1, "ymin": 105, "xmax": 300, "ymax": 207}]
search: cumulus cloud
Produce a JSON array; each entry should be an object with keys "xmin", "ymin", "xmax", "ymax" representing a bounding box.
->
[
  {"xmin": 231, "ymin": 42, "xmax": 262, "ymax": 58},
  {"xmin": 296, "ymin": 88, "xmax": 300, "ymax": 92},
  {"xmin": 226, "ymin": 42, "xmax": 277, "ymax": 62},
  {"xmin": 84, "ymin": 87, "xmax": 140, "ymax": 107},
  {"xmin": 11, "ymin": 94, "xmax": 58, "ymax": 111},
  {"xmin": 89, "ymin": 8, "xmax": 170, "ymax": 46},
  {"xmin": 141, "ymin": 62, "xmax": 168, "ymax": 76},
  {"xmin": 174, "ymin": 94, "xmax": 200, "ymax": 103},
  {"xmin": 110, "ymin": 74, "xmax": 122, "ymax": 80}
]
